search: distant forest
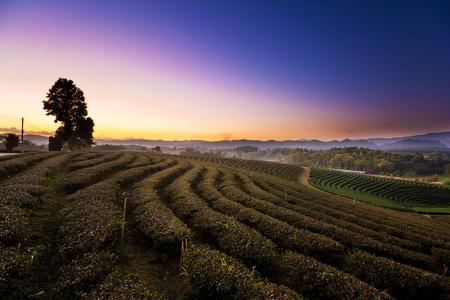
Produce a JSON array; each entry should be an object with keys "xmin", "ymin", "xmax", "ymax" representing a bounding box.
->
[{"xmin": 286, "ymin": 147, "xmax": 450, "ymax": 176}]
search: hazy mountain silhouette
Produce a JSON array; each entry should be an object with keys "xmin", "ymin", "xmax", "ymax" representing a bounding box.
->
[{"xmin": 2, "ymin": 131, "xmax": 448, "ymax": 151}]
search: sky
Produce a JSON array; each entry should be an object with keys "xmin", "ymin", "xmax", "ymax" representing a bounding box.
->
[{"xmin": 1, "ymin": 0, "xmax": 449, "ymax": 141}]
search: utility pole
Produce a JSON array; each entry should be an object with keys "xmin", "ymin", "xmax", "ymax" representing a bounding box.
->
[{"xmin": 21, "ymin": 117, "xmax": 24, "ymax": 153}]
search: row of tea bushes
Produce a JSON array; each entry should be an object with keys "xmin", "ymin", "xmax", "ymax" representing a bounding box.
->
[
  {"xmin": 310, "ymin": 167, "xmax": 450, "ymax": 209},
  {"xmin": 0, "ymin": 154, "xmax": 75, "ymax": 295},
  {"xmin": 59, "ymin": 185, "xmax": 122, "ymax": 258},
  {"xmin": 63, "ymin": 152, "xmax": 135, "ymax": 192},
  {"xmin": 197, "ymin": 166, "xmax": 450, "ymax": 299},
  {"xmin": 132, "ymin": 160, "xmax": 192, "ymax": 253},
  {"xmin": 273, "ymin": 250, "xmax": 391, "ymax": 300},
  {"xmin": 187, "ymin": 155, "xmax": 305, "ymax": 181},
  {"xmin": 0, "ymin": 153, "xmax": 70, "ymax": 208},
  {"xmin": 56, "ymin": 158, "xmax": 165, "ymax": 297},
  {"xmin": 182, "ymin": 244, "xmax": 301, "ymax": 299},
  {"xmin": 165, "ymin": 165, "xmax": 208, "ymax": 218},
  {"xmin": 241, "ymin": 171, "xmax": 410, "ymax": 247},
  {"xmin": 257, "ymin": 173, "xmax": 450, "ymax": 249},
  {"xmin": 0, "ymin": 152, "xmax": 58, "ymax": 180},
  {"xmin": 163, "ymin": 162, "xmax": 389, "ymax": 299},
  {"xmin": 83, "ymin": 270, "xmax": 161, "ymax": 299},
  {"xmin": 68, "ymin": 152, "xmax": 121, "ymax": 171},
  {"xmin": 236, "ymin": 172, "xmax": 432, "ymax": 269},
  {"xmin": 253, "ymin": 170, "xmax": 450, "ymax": 269},
  {"xmin": 164, "ymin": 165, "xmax": 277, "ymax": 269},
  {"xmin": 342, "ymin": 250, "xmax": 449, "ymax": 300},
  {"xmin": 0, "ymin": 204, "xmax": 28, "ymax": 245},
  {"xmin": 55, "ymin": 250, "xmax": 160, "ymax": 299},
  {"xmin": 196, "ymin": 166, "xmax": 345, "ymax": 261},
  {"xmin": 0, "ymin": 154, "xmax": 71, "ymax": 245},
  {"xmin": 127, "ymin": 152, "xmax": 164, "ymax": 168},
  {"xmin": 60, "ymin": 156, "xmax": 168, "ymax": 257}
]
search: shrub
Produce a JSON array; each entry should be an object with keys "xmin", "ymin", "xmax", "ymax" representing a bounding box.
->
[
  {"xmin": 132, "ymin": 185, "xmax": 191, "ymax": 253},
  {"xmin": 59, "ymin": 197, "xmax": 121, "ymax": 258},
  {"xmin": 273, "ymin": 250, "xmax": 392, "ymax": 300},
  {"xmin": 0, "ymin": 204, "xmax": 29, "ymax": 244},
  {"xmin": 55, "ymin": 251, "xmax": 117, "ymax": 297},
  {"xmin": 183, "ymin": 244, "xmax": 301, "ymax": 299},
  {"xmin": 344, "ymin": 250, "xmax": 449, "ymax": 300},
  {"xmin": 85, "ymin": 271, "xmax": 162, "ymax": 299}
]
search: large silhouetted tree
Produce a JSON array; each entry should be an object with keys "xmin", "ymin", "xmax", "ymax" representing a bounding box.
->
[{"xmin": 43, "ymin": 78, "xmax": 95, "ymax": 149}]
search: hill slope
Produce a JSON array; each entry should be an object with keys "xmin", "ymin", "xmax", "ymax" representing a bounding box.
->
[{"xmin": 1, "ymin": 152, "xmax": 449, "ymax": 299}]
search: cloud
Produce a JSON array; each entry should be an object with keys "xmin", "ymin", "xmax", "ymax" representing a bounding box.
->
[
  {"xmin": 342, "ymin": 130, "xmax": 355, "ymax": 133},
  {"xmin": 0, "ymin": 127, "xmax": 54, "ymax": 136}
]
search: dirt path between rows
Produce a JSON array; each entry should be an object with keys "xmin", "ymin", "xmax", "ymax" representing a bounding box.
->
[
  {"xmin": 299, "ymin": 166, "xmax": 323, "ymax": 192},
  {"xmin": 299, "ymin": 166, "xmax": 311, "ymax": 186}
]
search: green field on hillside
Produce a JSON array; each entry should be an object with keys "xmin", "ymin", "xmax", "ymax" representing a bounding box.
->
[
  {"xmin": 1, "ymin": 152, "xmax": 449, "ymax": 299},
  {"xmin": 309, "ymin": 167, "xmax": 450, "ymax": 214}
]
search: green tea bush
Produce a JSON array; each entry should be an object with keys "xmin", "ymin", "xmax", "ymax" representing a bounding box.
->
[
  {"xmin": 63, "ymin": 152, "xmax": 134, "ymax": 192},
  {"xmin": 85, "ymin": 271, "xmax": 162, "ymax": 299},
  {"xmin": 0, "ymin": 152, "xmax": 56, "ymax": 180},
  {"xmin": 59, "ymin": 197, "xmax": 121, "ymax": 258},
  {"xmin": 183, "ymin": 244, "xmax": 301, "ymax": 299},
  {"xmin": 0, "ymin": 204, "xmax": 28, "ymax": 245},
  {"xmin": 0, "ymin": 245, "xmax": 29, "ymax": 295},
  {"xmin": 273, "ymin": 250, "xmax": 392, "ymax": 300},
  {"xmin": 344, "ymin": 250, "xmax": 448, "ymax": 299},
  {"xmin": 55, "ymin": 251, "xmax": 117, "ymax": 297},
  {"xmin": 189, "ymin": 208, "xmax": 278, "ymax": 269},
  {"xmin": 68, "ymin": 152, "xmax": 120, "ymax": 171},
  {"xmin": 0, "ymin": 153, "xmax": 69, "ymax": 208},
  {"xmin": 132, "ymin": 184, "xmax": 191, "ymax": 253}
]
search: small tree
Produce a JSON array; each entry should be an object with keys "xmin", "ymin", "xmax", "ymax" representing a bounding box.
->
[
  {"xmin": 5, "ymin": 133, "xmax": 19, "ymax": 152},
  {"xmin": 5, "ymin": 133, "xmax": 19, "ymax": 153},
  {"xmin": 49, "ymin": 136, "xmax": 63, "ymax": 151},
  {"xmin": 445, "ymin": 164, "xmax": 450, "ymax": 178},
  {"xmin": 151, "ymin": 146, "xmax": 162, "ymax": 153}
]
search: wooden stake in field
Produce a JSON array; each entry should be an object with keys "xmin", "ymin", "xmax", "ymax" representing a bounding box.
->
[
  {"xmin": 121, "ymin": 192, "xmax": 129, "ymax": 258},
  {"xmin": 180, "ymin": 239, "xmax": 188, "ymax": 267}
]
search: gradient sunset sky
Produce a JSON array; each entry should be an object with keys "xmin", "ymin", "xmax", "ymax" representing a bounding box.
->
[{"xmin": 1, "ymin": 0, "xmax": 449, "ymax": 141}]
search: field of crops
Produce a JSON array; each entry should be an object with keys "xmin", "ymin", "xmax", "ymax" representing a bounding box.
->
[
  {"xmin": 309, "ymin": 168, "xmax": 450, "ymax": 214},
  {"xmin": 1, "ymin": 152, "xmax": 449, "ymax": 299}
]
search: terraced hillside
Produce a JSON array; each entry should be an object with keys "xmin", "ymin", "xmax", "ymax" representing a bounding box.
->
[
  {"xmin": 1, "ymin": 152, "xmax": 449, "ymax": 299},
  {"xmin": 309, "ymin": 167, "xmax": 450, "ymax": 214}
]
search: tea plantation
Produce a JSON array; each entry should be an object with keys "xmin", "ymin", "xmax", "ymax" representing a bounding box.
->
[
  {"xmin": 309, "ymin": 167, "xmax": 450, "ymax": 214},
  {"xmin": 1, "ymin": 152, "xmax": 449, "ymax": 299}
]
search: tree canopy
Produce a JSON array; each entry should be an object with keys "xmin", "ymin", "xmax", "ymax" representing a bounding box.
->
[
  {"xmin": 288, "ymin": 147, "xmax": 450, "ymax": 176},
  {"xmin": 43, "ymin": 78, "xmax": 94, "ymax": 149}
]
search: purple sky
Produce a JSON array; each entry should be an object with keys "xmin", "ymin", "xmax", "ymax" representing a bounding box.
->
[{"xmin": 1, "ymin": 0, "xmax": 449, "ymax": 140}]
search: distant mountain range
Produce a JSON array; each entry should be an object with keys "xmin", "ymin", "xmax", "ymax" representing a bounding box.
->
[
  {"xmin": 2, "ymin": 131, "xmax": 449, "ymax": 151},
  {"xmin": 93, "ymin": 131, "xmax": 450, "ymax": 150}
]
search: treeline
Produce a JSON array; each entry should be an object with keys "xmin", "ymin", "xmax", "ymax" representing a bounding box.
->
[
  {"xmin": 287, "ymin": 147, "xmax": 450, "ymax": 176},
  {"xmin": 179, "ymin": 148, "xmax": 226, "ymax": 158}
]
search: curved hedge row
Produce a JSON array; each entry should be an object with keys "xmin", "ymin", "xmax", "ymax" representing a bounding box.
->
[
  {"xmin": 195, "ymin": 166, "xmax": 345, "ymax": 261},
  {"xmin": 182, "ymin": 244, "xmax": 301, "ymax": 299},
  {"xmin": 132, "ymin": 160, "xmax": 192, "ymax": 253},
  {"xmin": 309, "ymin": 167, "xmax": 450, "ymax": 213}
]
